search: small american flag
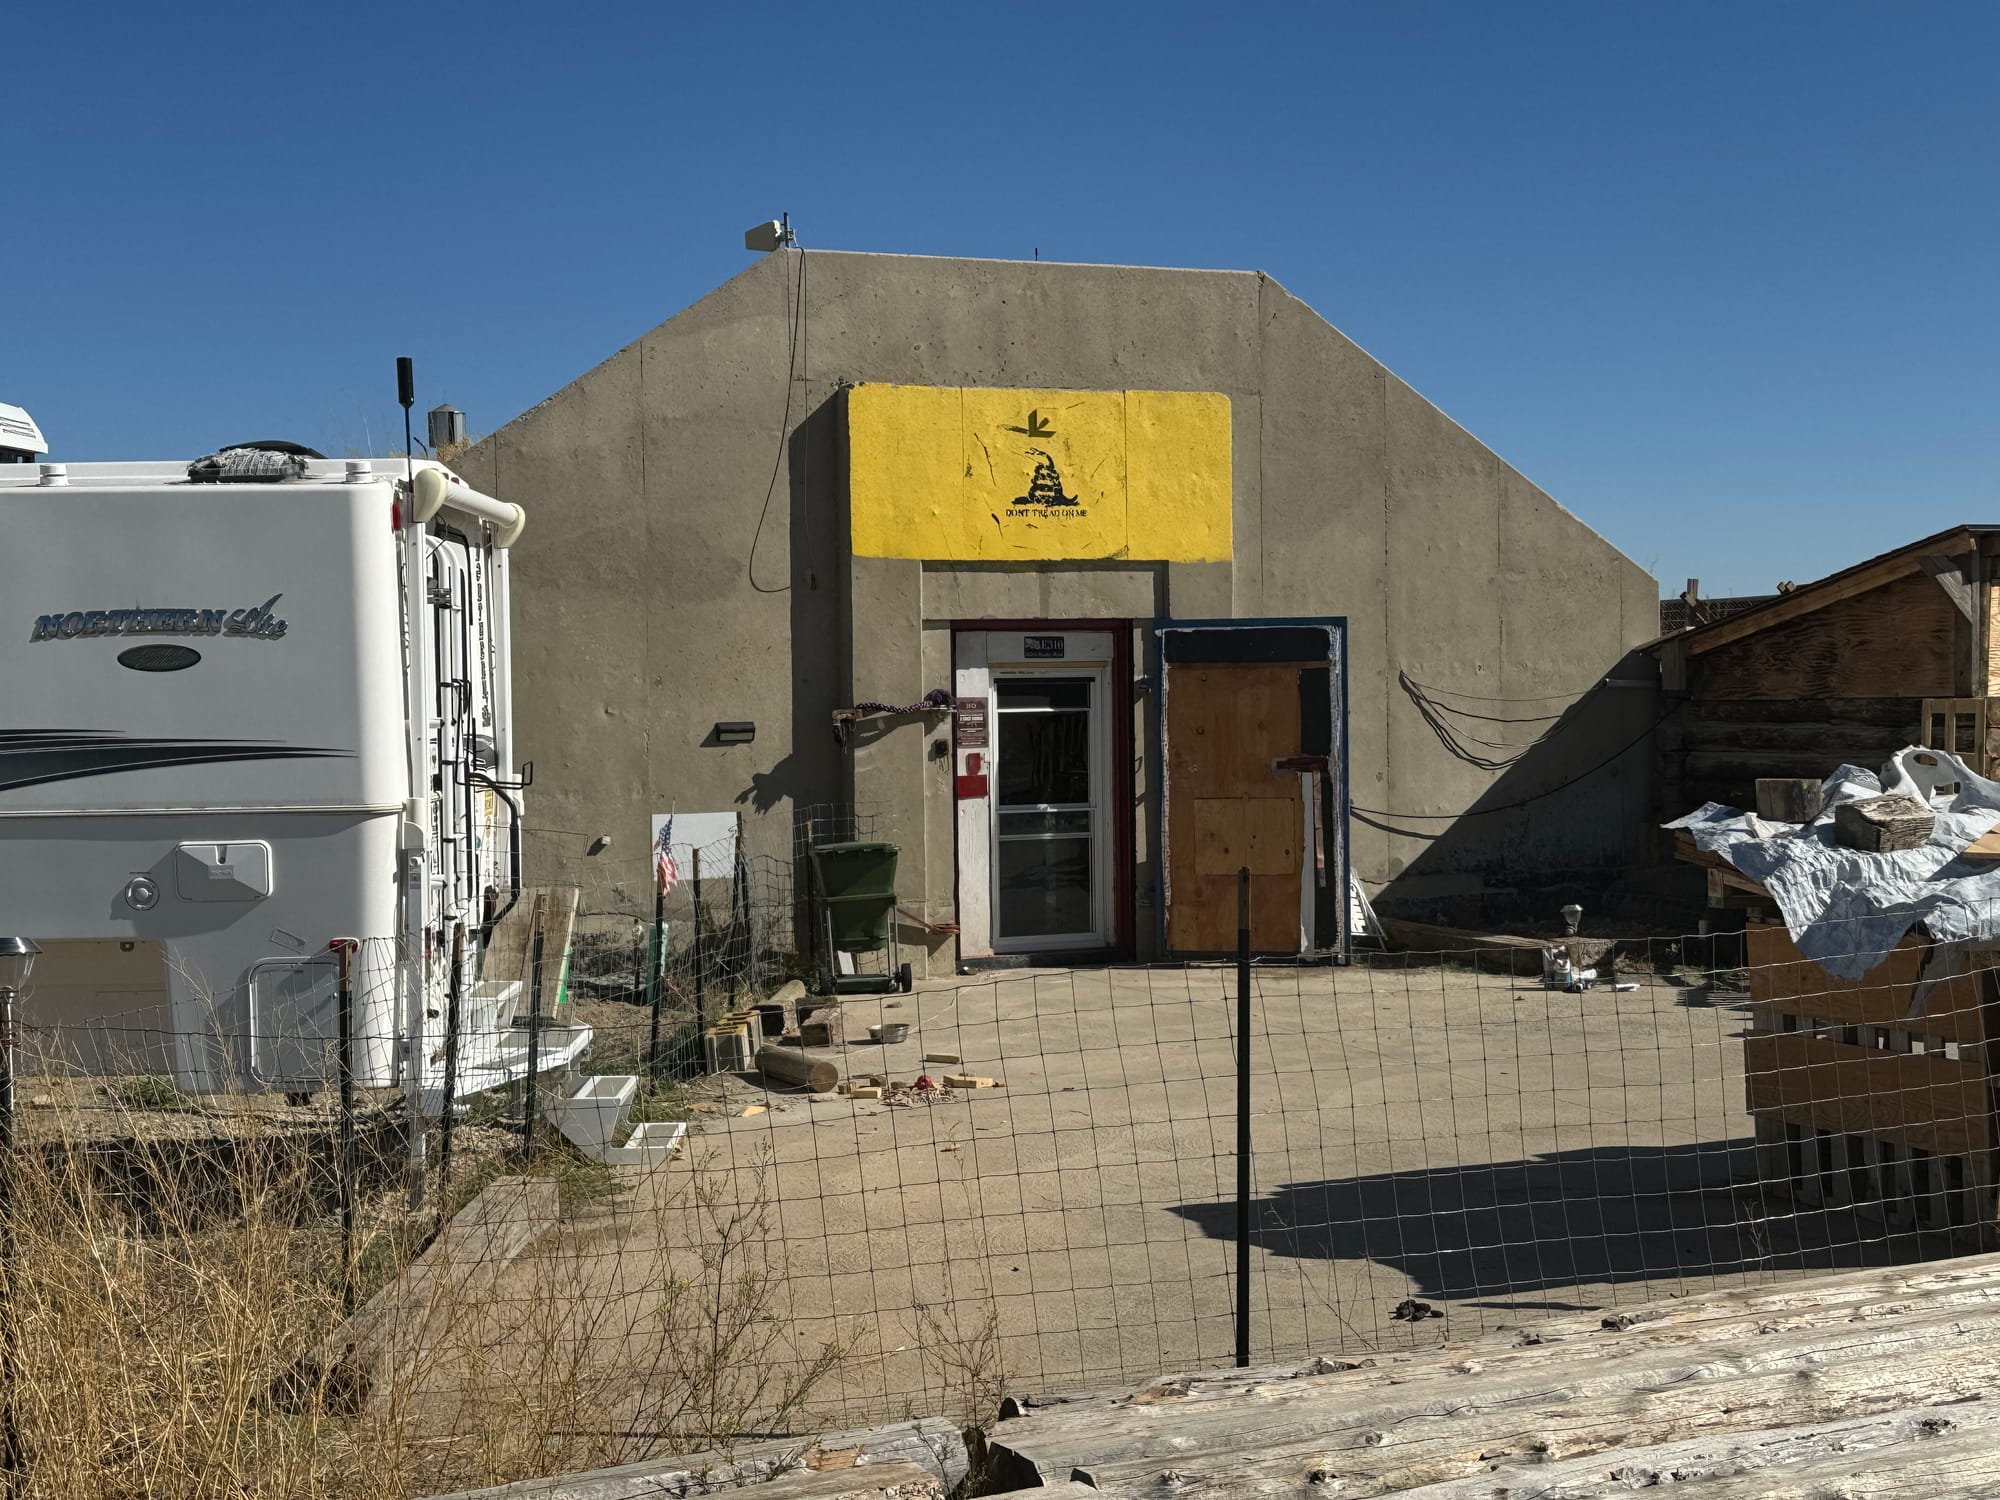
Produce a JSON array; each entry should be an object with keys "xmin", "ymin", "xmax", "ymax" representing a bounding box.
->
[{"xmin": 654, "ymin": 818, "xmax": 681, "ymax": 894}]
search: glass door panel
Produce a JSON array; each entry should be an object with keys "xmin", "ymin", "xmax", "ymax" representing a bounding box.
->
[{"xmin": 992, "ymin": 674, "xmax": 1101, "ymax": 946}]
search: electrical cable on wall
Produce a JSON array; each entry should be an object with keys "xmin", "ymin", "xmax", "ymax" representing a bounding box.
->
[
  {"xmin": 1398, "ymin": 671, "xmax": 1567, "ymax": 772},
  {"xmin": 1354, "ymin": 698, "xmax": 1682, "ymax": 830},
  {"xmin": 747, "ymin": 247, "xmax": 807, "ymax": 595},
  {"xmin": 1396, "ymin": 675, "xmax": 1612, "ymax": 705}
]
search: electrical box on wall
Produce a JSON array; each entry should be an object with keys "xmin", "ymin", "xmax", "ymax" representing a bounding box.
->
[{"xmin": 956, "ymin": 751, "xmax": 988, "ymax": 800}]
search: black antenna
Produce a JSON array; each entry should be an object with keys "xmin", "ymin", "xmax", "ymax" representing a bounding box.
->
[{"xmin": 396, "ymin": 356, "xmax": 415, "ymax": 524}]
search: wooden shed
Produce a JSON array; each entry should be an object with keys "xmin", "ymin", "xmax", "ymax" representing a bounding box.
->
[{"xmin": 1654, "ymin": 524, "xmax": 2000, "ymax": 818}]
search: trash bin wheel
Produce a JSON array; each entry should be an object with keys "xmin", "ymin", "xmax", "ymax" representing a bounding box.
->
[{"xmin": 897, "ymin": 962, "xmax": 914, "ymax": 993}]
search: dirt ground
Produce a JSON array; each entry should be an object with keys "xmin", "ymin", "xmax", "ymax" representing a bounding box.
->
[{"xmin": 539, "ymin": 959, "xmax": 1955, "ymax": 1429}]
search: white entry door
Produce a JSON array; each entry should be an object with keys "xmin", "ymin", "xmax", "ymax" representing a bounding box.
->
[{"xmin": 954, "ymin": 631, "xmax": 1114, "ymax": 956}]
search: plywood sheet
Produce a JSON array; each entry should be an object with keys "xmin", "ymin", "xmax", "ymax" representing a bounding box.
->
[
  {"xmin": 1191, "ymin": 797, "xmax": 1300, "ymax": 877},
  {"xmin": 1745, "ymin": 1032, "xmax": 1992, "ymax": 1156},
  {"xmin": 1986, "ymin": 577, "xmax": 2000, "ymax": 698},
  {"xmin": 1165, "ymin": 664, "xmax": 1309, "ymax": 951},
  {"xmin": 1744, "ymin": 924, "xmax": 1984, "ymax": 1042},
  {"xmin": 1696, "ymin": 570, "xmax": 1957, "ymax": 701}
]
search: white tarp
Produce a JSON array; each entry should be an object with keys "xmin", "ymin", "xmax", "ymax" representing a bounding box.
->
[{"xmin": 1666, "ymin": 746, "xmax": 2000, "ymax": 979}]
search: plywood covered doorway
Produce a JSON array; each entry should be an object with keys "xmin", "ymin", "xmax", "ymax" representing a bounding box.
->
[{"xmin": 1160, "ymin": 621, "xmax": 1348, "ymax": 957}]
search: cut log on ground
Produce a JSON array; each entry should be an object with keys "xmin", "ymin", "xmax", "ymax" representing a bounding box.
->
[
  {"xmin": 984, "ymin": 1248, "xmax": 2000, "ymax": 1497},
  {"xmin": 418, "ymin": 1416, "xmax": 967, "ymax": 1499},
  {"xmin": 756, "ymin": 1044, "xmax": 840, "ymax": 1092}
]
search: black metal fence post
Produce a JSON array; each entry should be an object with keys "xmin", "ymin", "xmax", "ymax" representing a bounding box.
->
[
  {"xmin": 0, "ymin": 976, "xmax": 20, "ymax": 1481},
  {"xmin": 437, "ymin": 924, "xmax": 465, "ymax": 1224},
  {"xmin": 522, "ymin": 926, "xmax": 544, "ymax": 1160},
  {"xmin": 645, "ymin": 883, "xmax": 666, "ymax": 1076},
  {"xmin": 690, "ymin": 849, "xmax": 708, "ymax": 1045},
  {"xmin": 1235, "ymin": 865, "xmax": 1252, "ymax": 1370},
  {"xmin": 336, "ymin": 941, "xmax": 357, "ymax": 1316}
]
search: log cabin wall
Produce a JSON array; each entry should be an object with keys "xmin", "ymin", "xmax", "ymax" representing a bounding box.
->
[{"xmin": 1657, "ymin": 538, "xmax": 1993, "ymax": 820}]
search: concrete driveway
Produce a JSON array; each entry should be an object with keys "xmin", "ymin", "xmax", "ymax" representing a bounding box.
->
[{"xmin": 533, "ymin": 959, "xmax": 1924, "ymax": 1430}]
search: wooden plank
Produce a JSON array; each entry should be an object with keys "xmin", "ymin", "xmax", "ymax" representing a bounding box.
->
[
  {"xmin": 420, "ymin": 1418, "xmax": 967, "ymax": 1500},
  {"xmin": 1744, "ymin": 1031, "xmax": 1992, "ymax": 1155},
  {"xmin": 1923, "ymin": 553, "xmax": 1980, "ymax": 622},
  {"xmin": 273, "ymin": 1175, "xmax": 560, "ymax": 1414},
  {"xmin": 1740, "ymin": 925, "xmax": 1989, "ymax": 1041},
  {"xmin": 1191, "ymin": 796, "xmax": 1298, "ymax": 877},
  {"xmin": 1692, "ymin": 567, "xmax": 1960, "ymax": 699},
  {"xmin": 997, "ymin": 1253, "xmax": 2000, "ymax": 1448},
  {"xmin": 1373, "ymin": 919, "xmax": 1545, "ymax": 976},
  {"xmin": 1965, "ymin": 825, "xmax": 2000, "ymax": 859},
  {"xmin": 1754, "ymin": 776, "xmax": 1825, "ymax": 823},
  {"xmin": 1688, "ymin": 697, "xmax": 1926, "ymax": 727},
  {"xmin": 1165, "ymin": 663, "xmax": 1312, "ymax": 952},
  {"xmin": 1681, "ymin": 720, "xmax": 1917, "ymax": 756},
  {"xmin": 539, "ymin": 885, "xmax": 580, "ymax": 1001},
  {"xmin": 1637, "ymin": 1423, "xmax": 2000, "ymax": 1498},
  {"xmin": 990, "ymin": 1299, "xmax": 2000, "ymax": 1497},
  {"xmin": 1687, "ymin": 535, "xmax": 1965, "ymax": 656},
  {"xmin": 425, "ymin": 1461, "xmax": 942, "ymax": 1500},
  {"xmin": 1389, "ymin": 1401, "xmax": 2000, "ymax": 1498}
]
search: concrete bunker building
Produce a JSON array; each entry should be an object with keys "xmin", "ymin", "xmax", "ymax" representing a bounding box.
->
[{"xmin": 452, "ymin": 249, "xmax": 1660, "ymax": 972}]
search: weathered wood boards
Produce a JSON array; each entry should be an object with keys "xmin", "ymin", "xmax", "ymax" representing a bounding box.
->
[
  {"xmin": 420, "ymin": 1417, "xmax": 967, "ymax": 1499},
  {"xmin": 1392, "ymin": 1403, "xmax": 2000, "ymax": 1497},
  {"xmin": 1738, "ymin": 922, "xmax": 1999, "ymax": 1235},
  {"xmin": 1833, "ymin": 792, "xmax": 1936, "ymax": 852},
  {"xmin": 984, "ymin": 1250, "xmax": 2000, "ymax": 1497},
  {"xmin": 1753, "ymin": 775, "xmax": 1826, "ymax": 824}
]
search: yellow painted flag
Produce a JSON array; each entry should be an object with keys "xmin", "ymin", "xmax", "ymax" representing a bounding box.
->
[{"xmin": 848, "ymin": 385, "xmax": 1231, "ymax": 563}]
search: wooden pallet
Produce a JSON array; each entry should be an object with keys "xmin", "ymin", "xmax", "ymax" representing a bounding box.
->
[{"xmin": 1743, "ymin": 922, "xmax": 2000, "ymax": 1242}]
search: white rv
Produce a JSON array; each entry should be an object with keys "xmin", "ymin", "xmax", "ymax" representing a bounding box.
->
[{"xmin": 0, "ymin": 448, "xmax": 591, "ymax": 1108}]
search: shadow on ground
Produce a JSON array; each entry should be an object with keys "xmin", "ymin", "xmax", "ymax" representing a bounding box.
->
[{"xmin": 1170, "ymin": 1139, "xmax": 1957, "ymax": 1311}]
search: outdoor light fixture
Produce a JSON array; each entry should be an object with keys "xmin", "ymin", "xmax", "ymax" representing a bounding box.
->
[
  {"xmin": 713, "ymin": 721, "xmax": 756, "ymax": 746},
  {"xmin": 743, "ymin": 213, "xmax": 796, "ymax": 253},
  {"xmin": 0, "ymin": 938, "xmax": 39, "ymax": 995},
  {"xmin": 1561, "ymin": 904, "xmax": 1584, "ymax": 936},
  {"xmin": 585, "ymin": 835, "xmax": 612, "ymax": 857}
]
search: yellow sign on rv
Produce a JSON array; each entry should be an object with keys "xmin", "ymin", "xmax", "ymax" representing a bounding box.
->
[{"xmin": 847, "ymin": 384, "xmax": 1232, "ymax": 563}]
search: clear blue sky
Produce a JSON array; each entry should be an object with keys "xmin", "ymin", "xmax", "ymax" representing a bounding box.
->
[{"xmin": 12, "ymin": 2, "xmax": 1995, "ymax": 597}]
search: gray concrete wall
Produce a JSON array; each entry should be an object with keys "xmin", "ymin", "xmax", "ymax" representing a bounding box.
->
[{"xmin": 455, "ymin": 250, "xmax": 1659, "ymax": 950}]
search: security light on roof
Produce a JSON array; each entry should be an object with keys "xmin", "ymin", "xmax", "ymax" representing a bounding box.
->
[{"xmin": 744, "ymin": 213, "xmax": 795, "ymax": 253}]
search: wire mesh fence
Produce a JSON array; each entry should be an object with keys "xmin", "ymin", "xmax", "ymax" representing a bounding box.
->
[{"xmin": 1, "ymin": 892, "xmax": 1994, "ymax": 1494}]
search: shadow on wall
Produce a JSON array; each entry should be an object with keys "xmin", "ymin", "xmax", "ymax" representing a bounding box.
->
[
  {"xmin": 1168, "ymin": 1137, "xmax": 1951, "ymax": 1309},
  {"xmin": 1367, "ymin": 650, "xmax": 1696, "ymax": 930},
  {"xmin": 730, "ymin": 395, "xmax": 846, "ymax": 828}
]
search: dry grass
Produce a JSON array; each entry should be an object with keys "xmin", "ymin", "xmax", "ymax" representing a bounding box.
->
[{"xmin": 2, "ymin": 1061, "xmax": 845, "ymax": 1498}]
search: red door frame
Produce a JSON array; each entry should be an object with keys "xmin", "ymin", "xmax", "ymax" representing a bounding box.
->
[{"xmin": 950, "ymin": 619, "xmax": 1136, "ymax": 960}]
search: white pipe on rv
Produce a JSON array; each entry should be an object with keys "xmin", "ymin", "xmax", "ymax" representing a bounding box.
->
[{"xmin": 411, "ymin": 467, "xmax": 527, "ymax": 548}]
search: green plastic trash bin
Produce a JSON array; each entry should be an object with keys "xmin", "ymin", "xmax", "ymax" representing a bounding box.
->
[{"xmin": 808, "ymin": 841, "xmax": 913, "ymax": 995}]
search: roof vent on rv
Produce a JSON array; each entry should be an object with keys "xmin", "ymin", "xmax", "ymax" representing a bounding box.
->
[
  {"xmin": 186, "ymin": 442, "xmax": 323, "ymax": 483},
  {"xmin": 0, "ymin": 403, "xmax": 48, "ymax": 463}
]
